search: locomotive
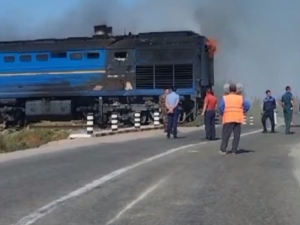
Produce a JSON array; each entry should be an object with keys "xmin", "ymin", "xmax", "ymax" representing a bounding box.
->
[{"xmin": 0, "ymin": 25, "xmax": 215, "ymax": 128}]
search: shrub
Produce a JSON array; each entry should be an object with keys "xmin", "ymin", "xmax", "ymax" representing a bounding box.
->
[{"xmin": 0, "ymin": 129, "xmax": 69, "ymax": 153}]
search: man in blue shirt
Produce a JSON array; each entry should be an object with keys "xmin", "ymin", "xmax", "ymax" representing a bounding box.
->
[
  {"xmin": 165, "ymin": 87, "xmax": 180, "ymax": 138},
  {"xmin": 261, "ymin": 90, "xmax": 276, "ymax": 133},
  {"xmin": 281, "ymin": 86, "xmax": 294, "ymax": 134}
]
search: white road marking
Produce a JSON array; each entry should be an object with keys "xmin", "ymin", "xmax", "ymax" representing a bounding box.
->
[
  {"xmin": 106, "ymin": 177, "xmax": 166, "ymax": 225},
  {"xmin": 14, "ymin": 129, "xmax": 261, "ymax": 225}
]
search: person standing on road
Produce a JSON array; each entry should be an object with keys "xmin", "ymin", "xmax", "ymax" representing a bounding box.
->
[
  {"xmin": 165, "ymin": 87, "xmax": 180, "ymax": 139},
  {"xmin": 219, "ymin": 84, "xmax": 250, "ymax": 154},
  {"xmin": 201, "ymin": 87, "xmax": 218, "ymax": 140},
  {"xmin": 261, "ymin": 90, "xmax": 276, "ymax": 133},
  {"xmin": 159, "ymin": 88, "xmax": 169, "ymax": 132},
  {"xmin": 281, "ymin": 86, "xmax": 294, "ymax": 134}
]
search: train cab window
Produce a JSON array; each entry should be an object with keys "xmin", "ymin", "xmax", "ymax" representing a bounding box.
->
[
  {"xmin": 20, "ymin": 55, "xmax": 32, "ymax": 62},
  {"xmin": 51, "ymin": 52, "xmax": 67, "ymax": 58},
  {"xmin": 70, "ymin": 53, "xmax": 82, "ymax": 60},
  {"xmin": 87, "ymin": 52, "xmax": 100, "ymax": 59},
  {"xmin": 4, "ymin": 56, "xmax": 15, "ymax": 63},
  {"xmin": 36, "ymin": 54, "xmax": 48, "ymax": 61},
  {"xmin": 114, "ymin": 52, "xmax": 127, "ymax": 61}
]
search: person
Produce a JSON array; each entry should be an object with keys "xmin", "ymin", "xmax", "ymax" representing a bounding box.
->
[
  {"xmin": 201, "ymin": 87, "xmax": 218, "ymax": 140},
  {"xmin": 159, "ymin": 88, "xmax": 169, "ymax": 132},
  {"xmin": 281, "ymin": 86, "xmax": 294, "ymax": 134},
  {"xmin": 219, "ymin": 83, "xmax": 250, "ymax": 154},
  {"xmin": 165, "ymin": 86, "xmax": 180, "ymax": 138},
  {"xmin": 261, "ymin": 90, "xmax": 276, "ymax": 133}
]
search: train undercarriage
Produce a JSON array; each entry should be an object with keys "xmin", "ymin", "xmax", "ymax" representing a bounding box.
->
[{"xmin": 0, "ymin": 95, "xmax": 201, "ymax": 129}]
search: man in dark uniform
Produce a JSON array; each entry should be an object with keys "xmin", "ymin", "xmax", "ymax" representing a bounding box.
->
[
  {"xmin": 281, "ymin": 86, "xmax": 294, "ymax": 134},
  {"xmin": 261, "ymin": 90, "xmax": 276, "ymax": 133},
  {"xmin": 159, "ymin": 88, "xmax": 169, "ymax": 132}
]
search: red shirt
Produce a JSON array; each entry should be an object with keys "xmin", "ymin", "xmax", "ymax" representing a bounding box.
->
[{"xmin": 205, "ymin": 94, "xmax": 218, "ymax": 110}]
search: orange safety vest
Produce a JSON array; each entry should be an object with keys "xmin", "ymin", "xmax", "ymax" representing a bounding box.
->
[{"xmin": 222, "ymin": 94, "xmax": 244, "ymax": 124}]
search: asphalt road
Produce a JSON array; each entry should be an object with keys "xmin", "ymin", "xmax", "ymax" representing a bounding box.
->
[{"xmin": 1, "ymin": 125, "xmax": 300, "ymax": 225}]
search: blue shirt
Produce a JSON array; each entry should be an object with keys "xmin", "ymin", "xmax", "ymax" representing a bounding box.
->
[
  {"xmin": 166, "ymin": 92, "xmax": 180, "ymax": 108},
  {"xmin": 281, "ymin": 92, "xmax": 293, "ymax": 110},
  {"xmin": 219, "ymin": 96, "xmax": 250, "ymax": 116},
  {"xmin": 263, "ymin": 96, "xmax": 276, "ymax": 112}
]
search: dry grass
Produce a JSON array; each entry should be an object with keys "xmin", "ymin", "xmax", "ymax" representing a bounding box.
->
[{"xmin": 0, "ymin": 129, "xmax": 69, "ymax": 153}]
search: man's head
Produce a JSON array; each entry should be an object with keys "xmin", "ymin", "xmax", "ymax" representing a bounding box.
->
[
  {"xmin": 171, "ymin": 86, "xmax": 177, "ymax": 93},
  {"xmin": 206, "ymin": 87, "xmax": 213, "ymax": 94},
  {"xmin": 229, "ymin": 83, "xmax": 237, "ymax": 93},
  {"xmin": 286, "ymin": 86, "xmax": 291, "ymax": 92},
  {"xmin": 266, "ymin": 90, "xmax": 271, "ymax": 96},
  {"xmin": 164, "ymin": 88, "xmax": 169, "ymax": 95}
]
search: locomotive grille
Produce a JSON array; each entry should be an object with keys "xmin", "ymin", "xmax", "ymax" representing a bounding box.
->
[
  {"xmin": 174, "ymin": 64, "xmax": 193, "ymax": 88},
  {"xmin": 135, "ymin": 64, "xmax": 193, "ymax": 89},
  {"xmin": 154, "ymin": 65, "xmax": 173, "ymax": 89},
  {"xmin": 136, "ymin": 65, "xmax": 154, "ymax": 88}
]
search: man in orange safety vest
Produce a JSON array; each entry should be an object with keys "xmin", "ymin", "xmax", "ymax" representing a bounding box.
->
[{"xmin": 218, "ymin": 83, "xmax": 251, "ymax": 154}]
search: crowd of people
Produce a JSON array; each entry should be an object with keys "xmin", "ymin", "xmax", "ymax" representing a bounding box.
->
[{"xmin": 159, "ymin": 84, "xmax": 295, "ymax": 154}]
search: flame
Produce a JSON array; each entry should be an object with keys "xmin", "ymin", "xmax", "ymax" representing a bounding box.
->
[{"xmin": 206, "ymin": 38, "xmax": 218, "ymax": 58}]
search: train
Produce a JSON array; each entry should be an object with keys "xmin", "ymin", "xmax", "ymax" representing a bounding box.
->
[{"xmin": 0, "ymin": 25, "xmax": 216, "ymax": 128}]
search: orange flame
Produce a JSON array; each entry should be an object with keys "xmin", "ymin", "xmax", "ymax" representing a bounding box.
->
[{"xmin": 206, "ymin": 38, "xmax": 218, "ymax": 58}]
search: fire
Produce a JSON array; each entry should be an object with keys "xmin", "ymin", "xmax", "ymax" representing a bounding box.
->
[{"xmin": 206, "ymin": 38, "xmax": 218, "ymax": 58}]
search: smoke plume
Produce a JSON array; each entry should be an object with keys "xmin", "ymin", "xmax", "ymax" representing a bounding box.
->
[{"xmin": 1, "ymin": 0, "xmax": 300, "ymax": 97}]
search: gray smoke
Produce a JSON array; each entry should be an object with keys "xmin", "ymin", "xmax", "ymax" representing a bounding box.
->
[{"xmin": 2, "ymin": 0, "xmax": 300, "ymax": 97}]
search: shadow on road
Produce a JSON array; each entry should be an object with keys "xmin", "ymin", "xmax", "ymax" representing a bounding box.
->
[{"xmin": 236, "ymin": 149, "xmax": 255, "ymax": 154}]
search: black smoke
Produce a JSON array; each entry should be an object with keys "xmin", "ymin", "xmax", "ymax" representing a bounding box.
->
[{"xmin": 2, "ymin": 0, "xmax": 300, "ymax": 97}]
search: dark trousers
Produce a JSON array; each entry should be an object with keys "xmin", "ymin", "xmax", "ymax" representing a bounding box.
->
[
  {"xmin": 167, "ymin": 108, "xmax": 179, "ymax": 137},
  {"xmin": 220, "ymin": 122, "xmax": 241, "ymax": 153},
  {"xmin": 204, "ymin": 110, "xmax": 216, "ymax": 140},
  {"xmin": 261, "ymin": 111, "xmax": 275, "ymax": 132},
  {"xmin": 283, "ymin": 110, "xmax": 293, "ymax": 133}
]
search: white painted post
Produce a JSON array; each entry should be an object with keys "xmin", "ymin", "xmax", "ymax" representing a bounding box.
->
[
  {"xmin": 249, "ymin": 115, "xmax": 254, "ymax": 125},
  {"xmin": 86, "ymin": 113, "xmax": 94, "ymax": 135},
  {"xmin": 273, "ymin": 110, "xmax": 277, "ymax": 125},
  {"xmin": 243, "ymin": 115, "xmax": 247, "ymax": 125},
  {"xmin": 134, "ymin": 112, "xmax": 141, "ymax": 129},
  {"xmin": 154, "ymin": 111, "xmax": 160, "ymax": 126},
  {"xmin": 215, "ymin": 114, "xmax": 219, "ymax": 124},
  {"xmin": 111, "ymin": 113, "xmax": 118, "ymax": 131}
]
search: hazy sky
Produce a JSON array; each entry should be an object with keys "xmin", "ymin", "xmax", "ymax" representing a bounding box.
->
[{"xmin": 1, "ymin": 0, "xmax": 300, "ymax": 98}]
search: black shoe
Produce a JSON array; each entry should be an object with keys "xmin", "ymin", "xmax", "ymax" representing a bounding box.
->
[
  {"xmin": 210, "ymin": 138, "xmax": 219, "ymax": 141},
  {"xmin": 286, "ymin": 131, "xmax": 294, "ymax": 135},
  {"xmin": 262, "ymin": 130, "xmax": 268, "ymax": 134},
  {"xmin": 231, "ymin": 149, "xmax": 238, "ymax": 155},
  {"xmin": 173, "ymin": 136, "xmax": 178, "ymax": 139}
]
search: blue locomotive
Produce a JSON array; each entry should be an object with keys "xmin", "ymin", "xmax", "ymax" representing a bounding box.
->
[{"xmin": 0, "ymin": 25, "xmax": 215, "ymax": 127}]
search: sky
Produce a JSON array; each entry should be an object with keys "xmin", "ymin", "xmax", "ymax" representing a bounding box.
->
[{"xmin": 1, "ymin": 0, "xmax": 300, "ymax": 98}]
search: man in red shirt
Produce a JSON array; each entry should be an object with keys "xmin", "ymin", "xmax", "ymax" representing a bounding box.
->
[{"xmin": 201, "ymin": 87, "xmax": 218, "ymax": 140}]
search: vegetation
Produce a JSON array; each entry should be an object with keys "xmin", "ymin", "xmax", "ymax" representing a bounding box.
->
[{"xmin": 0, "ymin": 129, "xmax": 70, "ymax": 153}]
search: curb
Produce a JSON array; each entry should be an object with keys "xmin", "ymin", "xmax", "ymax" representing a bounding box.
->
[{"xmin": 69, "ymin": 125, "xmax": 163, "ymax": 139}]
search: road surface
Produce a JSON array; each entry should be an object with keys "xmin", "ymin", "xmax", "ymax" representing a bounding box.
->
[{"xmin": 1, "ymin": 125, "xmax": 300, "ymax": 225}]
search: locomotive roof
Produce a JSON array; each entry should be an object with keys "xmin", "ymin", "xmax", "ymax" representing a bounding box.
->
[{"xmin": 0, "ymin": 30, "xmax": 206, "ymax": 52}]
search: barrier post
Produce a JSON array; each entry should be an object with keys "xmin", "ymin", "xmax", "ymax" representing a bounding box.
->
[
  {"xmin": 111, "ymin": 113, "xmax": 118, "ymax": 131},
  {"xmin": 154, "ymin": 111, "xmax": 160, "ymax": 126},
  {"xmin": 215, "ymin": 114, "xmax": 219, "ymax": 125},
  {"xmin": 274, "ymin": 110, "xmax": 277, "ymax": 126},
  {"xmin": 134, "ymin": 112, "xmax": 141, "ymax": 129},
  {"xmin": 249, "ymin": 115, "xmax": 254, "ymax": 125},
  {"xmin": 86, "ymin": 113, "xmax": 94, "ymax": 135},
  {"xmin": 243, "ymin": 115, "xmax": 247, "ymax": 125}
]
